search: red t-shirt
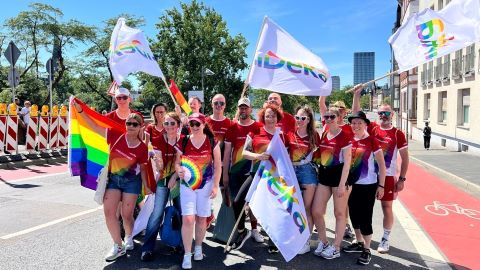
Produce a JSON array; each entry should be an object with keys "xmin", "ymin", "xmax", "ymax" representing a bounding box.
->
[
  {"xmin": 322, "ymin": 120, "xmax": 353, "ymax": 139},
  {"xmin": 205, "ymin": 116, "xmax": 232, "ymax": 142},
  {"xmin": 224, "ymin": 121, "xmax": 262, "ymax": 175},
  {"xmin": 247, "ymin": 127, "xmax": 289, "ymax": 173},
  {"xmin": 368, "ymin": 123, "xmax": 408, "ymax": 176},
  {"xmin": 277, "ymin": 111, "xmax": 296, "ymax": 134},
  {"xmin": 105, "ymin": 109, "xmax": 144, "ymax": 126},
  {"xmin": 107, "ymin": 129, "xmax": 148, "ymax": 177},
  {"xmin": 153, "ymin": 133, "xmax": 183, "ymax": 179},
  {"xmin": 288, "ymin": 130, "xmax": 321, "ymax": 162},
  {"xmin": 313, "ymin": 130, "xmax": 352, "ymax": 167},
  {"xmin": 350, "ymin": 135, "xmax": 382, "ymax": 185},
  {"xmin": 145, "ymin": 124, "xmax": 164, "ymax": 146}
]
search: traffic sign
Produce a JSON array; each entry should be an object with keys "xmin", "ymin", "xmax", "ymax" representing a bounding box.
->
[
  {"xmin": 3, "ymin": 41, "xmax": 21, "ymax": 66},
  {"xmin": 45, "ymin": 58, "xmax": 58, "ymax": 75},
  {"xmin": 8, "ymin": 68, "xmax": 19, "ymax": 88}
]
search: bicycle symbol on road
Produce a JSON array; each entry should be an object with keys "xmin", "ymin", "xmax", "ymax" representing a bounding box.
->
[{"xmin": 424, "ymin": 201, "xmax": 480, "ymax": 220}]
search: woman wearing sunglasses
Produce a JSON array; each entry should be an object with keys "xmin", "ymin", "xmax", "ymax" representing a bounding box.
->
[
  {"xmin": 141, "ymin": 112, "xmax": 183, "ymax": 261},
  {"xmin": 242, "ymin": 104, "xmax": 290, "ymax": 254},
  {"xmin": 73, "ymin": 101, "xmax": 149, "ymax": 262},
  {"xmin": 144, "ymin": 103, "xmax": 168, "ymax": 145},
  {"xmin": 286, "ymin": 105, "xmax": 320, "ymax": 255},
  {"xmin": 311, "ymin": 107, "xmax": 352, "ymax": 259},
  {"xmin": 174, "ymin": 113, "xmax": 221, "ymax": 269},
  {"xmin": 105, "ymin": 87, "xmax": 143, "ymax": 125}
]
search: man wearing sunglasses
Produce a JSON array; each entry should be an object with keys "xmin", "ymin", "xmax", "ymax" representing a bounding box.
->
[
  {"xmin": 266, "ymin": 92, "xmax": 296, "ymax": 134},
  {"xmin": 353, "ymin": 85, "xmax": 409, "ymax": 254},
  {"xmin": 106, "ymin": 87, "xmax": 144, "ymax": 126}
]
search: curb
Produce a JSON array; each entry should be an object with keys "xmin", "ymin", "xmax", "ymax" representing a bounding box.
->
[{"xmin": 0, "ymin": 155, "xmax": 67, "ymax": 170}]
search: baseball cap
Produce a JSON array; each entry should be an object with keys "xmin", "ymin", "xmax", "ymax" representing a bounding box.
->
[
  {"xmin": 115, "ymin": 87, "xmax": 130, "ymax": 97},
  {"xmin": 188, "ymin": 112, "xmax": 206, "ymax": 124},
  {"xmin": 237, "ymin": 97, "xmax": 251, "ymax": 107}
]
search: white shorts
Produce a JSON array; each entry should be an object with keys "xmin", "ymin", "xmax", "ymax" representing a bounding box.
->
[{"xmin": 180, "ymin": 180, "xmax": 212, "ymax": 217}]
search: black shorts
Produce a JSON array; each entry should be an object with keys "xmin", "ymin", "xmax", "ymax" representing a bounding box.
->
[{"xmin": 317, "ymin": 163, "xmax": 344, "ymax": 187}]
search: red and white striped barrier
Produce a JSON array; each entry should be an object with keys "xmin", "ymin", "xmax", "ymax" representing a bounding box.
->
[
  {"xmin": 38, "ymin": 116, "xmax": 49, "ymax": 151},
  {"xmin": 25, "ymin": 116, "xmax": 39, "ymax": 152},
  {"xmin": 58, "ymin": 115, "xmax": 68, "ymax": 148},
  {"xmin": 49, "ymin": 116, "xmax": 59, "ymax": 149},
  {"xmin": 0, "ymin": 115, "xmax": 6, "ymax": 152},
  {"xmin": 6, "ymin": 115, "xmax": 18, "ymax": 152}
]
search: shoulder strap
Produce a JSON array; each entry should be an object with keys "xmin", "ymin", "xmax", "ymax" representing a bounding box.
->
[
  {"xmin": 208, "ymin": 136, "xmax": 215, "ymax": 155},
  {"xmin": 182, "ymin": 135, "xmax": 190, "ymax": 153}
]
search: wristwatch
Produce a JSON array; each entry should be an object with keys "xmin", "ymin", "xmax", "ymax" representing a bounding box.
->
[{"xmin": 399, "ymin": 176, "xmax": 406, "ymax": 182}]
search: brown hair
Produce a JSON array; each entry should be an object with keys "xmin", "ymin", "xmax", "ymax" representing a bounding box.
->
[
  {"xmin": 295, "ymin": 105, "xmax": 317, "ymax": 149},
  {"xmin": 258, "ymin": 104, "xmax": 283, "ymax": 124},
  {"xmin": 150, "ymin": 103, "xmax": 168, "ymax": 125},
  {"xmin": 165, "ymin": 111, "xmax": 181, "ymax": 126},
  {"xmin": 126, "ymin": 113, "xmax": 144, "ymax": 140}
]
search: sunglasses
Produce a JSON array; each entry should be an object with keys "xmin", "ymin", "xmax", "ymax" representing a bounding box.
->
[
  {"xmin": 116, "ymin": 96, "xmax": 129, "ymax": 101},
  {"xmin": 163, "ymin": 121, "xmax": 177, "ymax": 126},
  {"xmin": 323, "ymin": 115, "xmax": 336, "ymax": 120},
  {"xmin": 378, "ymin": 111, "xmax": 392, "ymax": 117},
  {"xmin": 126, "ymin": 122, "xmax": 140, "ymax": 127},
  {"xmin": 189, "ymin": 121, "xmax": 201, "ymax": 127},
  {"xmin": 295, "ymin": 115, "xmax": 309, "ymax": 121},
  {"xmin": 213, "ymin": 101, "xmax": 225, "ymax": 107}
]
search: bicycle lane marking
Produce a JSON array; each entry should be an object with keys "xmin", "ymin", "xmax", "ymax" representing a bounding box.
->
[
  {"xmin": 0, "ymin": 164, "xmax": 69, "ymax": 182},
  {"xmin": 400, "ymin": 163, "xmax": 480, "ymax": 270}
]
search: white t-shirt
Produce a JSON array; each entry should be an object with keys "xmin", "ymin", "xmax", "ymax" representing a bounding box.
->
[{"xmin": 20, "ymin": 107, "xmax": 30, "ymax": 125}]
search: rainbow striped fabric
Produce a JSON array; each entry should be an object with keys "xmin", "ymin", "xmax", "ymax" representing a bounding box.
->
[
  {"xmin": 169, "ymin": 79, "xmax": 192, "ymax": 115},
  {"xmin": 68, "ymin": 97, "xmax": 125, "ymax": 190}
]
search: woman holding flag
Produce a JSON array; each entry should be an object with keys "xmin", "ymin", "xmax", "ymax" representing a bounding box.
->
[
  {"xmin": 174, "ymin": 112, "xmax": 221, "ymax": 269},
  {"xmin": 73, "ymin": 101, "xmax": 149, "ymax": 262}
]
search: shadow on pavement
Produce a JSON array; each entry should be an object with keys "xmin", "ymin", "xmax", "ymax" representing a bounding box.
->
[{"xmin": 0, "ymin": 178, "xmax": 41, "ymax": 189}]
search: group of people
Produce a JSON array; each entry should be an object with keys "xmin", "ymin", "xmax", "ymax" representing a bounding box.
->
[{"xmin": 74, "ymin": 84, "xmax": 409, "ymax": 269}]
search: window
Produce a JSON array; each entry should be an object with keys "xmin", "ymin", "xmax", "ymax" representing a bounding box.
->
[
  {"xmin": 424, "ymin": 93, "xmax": 431, "ymax": 120},
  {"xmin": 458, "ymin": 89, "xmax": 470, "ymax": 126},
  {"xmin": 438, "ymin": 0, "xmax": 443, "ymax": 10},
  {"xmin": 438, "ymin": 91, "xmax": 447, "ymax": 123},
  {"xmin": 402, "ymin": 92, "xmax": 407, "ymax": 113}
]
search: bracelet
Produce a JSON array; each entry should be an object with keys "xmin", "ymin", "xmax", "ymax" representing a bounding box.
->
[{"xmin": 378, "ymin": 184, "xmax": 384, "ymax": 188}]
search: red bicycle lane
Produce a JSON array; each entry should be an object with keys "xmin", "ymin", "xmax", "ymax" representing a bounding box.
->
[
  {"xmin": 0, "ymin": 163, "xmax": 69, "ymax": 182},
  {"xmin": 400, "ymin": 163, "xmax": 480, "ymax": 270}
]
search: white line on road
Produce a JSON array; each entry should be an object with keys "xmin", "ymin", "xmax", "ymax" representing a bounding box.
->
[
  {"xmin": 1, "ymin": 206, "xmax": 103, "ymax": 240},
  {"xmin": 394, "ymin": 200, "xmax": 451, "ymax": 269}
]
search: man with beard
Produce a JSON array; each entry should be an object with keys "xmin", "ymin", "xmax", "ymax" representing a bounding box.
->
[{"xmin": 223, "ymin": 97, "xmax": 264, "ymax": 249}]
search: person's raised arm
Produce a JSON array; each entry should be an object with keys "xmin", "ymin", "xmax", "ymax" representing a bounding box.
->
[
  {"xmin": 352, "ymin": 84, "xmax": 364, "ymax": 114},
  {"xmin": 319, "ymin": 96, "xmax": 327, "ymax": 116}
]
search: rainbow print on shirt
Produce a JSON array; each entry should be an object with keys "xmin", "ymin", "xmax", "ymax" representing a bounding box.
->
[
  {"xmin": 416, "ymin": 19, "xmax": 454, "ymax": 60},
  {"xmin": 181, "ymin": 156, "xmax": 203, "ymax": 190},
  {"xmin": 350, "ymin": 146, "xmax": 369, "ymax": 180}
]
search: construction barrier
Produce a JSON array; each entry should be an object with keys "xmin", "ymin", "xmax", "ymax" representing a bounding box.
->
[
  {"xmin": 49, "ymin": 105, "xmax": 59, "ymax": 149},
  {"xmin": 25, "ymin": 105, "xmax": 39, "ymax": 152},
  {"xmin": 6, "ymin": 103, "xmax": 18, "ymax": 153},
  {"xmin": 0, "ymin": 103, "xmax": 7, "ymax": 152},
  {"xmin": 58, "ymin": 105, "xmax": 68, "ymax": 148},
  {"xmin": 38, "ymin": 105, "xmax": 49, "ymax": 151}
]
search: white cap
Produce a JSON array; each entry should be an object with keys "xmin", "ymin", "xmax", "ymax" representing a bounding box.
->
[
  {"xmin": 115, "ymin": 87, "xmax": 130, "ymax": 97},
  {"xmin": 237, "ymin": 97, "xmax": 251, "ymax": 107}
]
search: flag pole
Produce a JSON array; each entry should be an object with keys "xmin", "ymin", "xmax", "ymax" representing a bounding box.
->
[
  {"xmin": 240, "ymin": 16, "xmax": 268, "ymax": 99},
  {"xmin": 224, "ymin": 202, "xmax": 248, "ymax": 253},
  {"xmin": 346, "ymin": 70, "xmax": 398, "ymax": 93},
  {"xmin": 161, "ymin": 78, "xmax": 179, "ymax": 107}
]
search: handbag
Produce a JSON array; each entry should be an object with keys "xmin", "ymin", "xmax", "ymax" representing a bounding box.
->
[{"xmin": 160, "ymin": 200, "xmax": 183, "ymax": 248}]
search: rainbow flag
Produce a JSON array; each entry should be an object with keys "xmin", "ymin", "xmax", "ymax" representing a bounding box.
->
[
  {"xmin": 169, "ymin": 79, "xmax": 192, "ymax": 115},
  {"xmin": 68, "ymin": 97, "xmax": 125, "ymax": 190}
]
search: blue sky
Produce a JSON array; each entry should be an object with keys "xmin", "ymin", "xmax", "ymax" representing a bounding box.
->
[{"xmin": 1, "ymin": 0, "xmax": 398, "ymax": 88}]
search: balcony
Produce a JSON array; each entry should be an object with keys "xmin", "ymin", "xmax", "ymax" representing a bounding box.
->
[
  {"xmin": 434, "ymin": 64, "xmax": 443, "ymax": 83},
  {"xmin": 452, "ymin": 57, "xmax": 463, "ymax": 79},
  {"xmin": 442, "ymin": 61, "xmax": 450, "ymax": 81},
  {"xmin": 464, "ymin": 53, "xmax": 475, "ymax": 77},
  {"xmin": 426, "ymin": 68, "xmax": 433, "ymax": 85},
  {"xmin": 420, "ymin": 70, "xmax": 426, "ymax": 86}
]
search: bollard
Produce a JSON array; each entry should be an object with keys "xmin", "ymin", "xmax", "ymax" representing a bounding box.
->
[
  {"xmin": 25, "ymin": 104, "xmax": 39, "ymax": 152},
  {"xmin": 38, "ymin": 105, "xmax": 49, "ymax": 151},
  {"xmin": 58, "ymin": 105, "xmax": 68, "ymax": 148},
  {"xmin": 49, "ymin": 105, "xmax": 59, "ymax": 149},
  {"xmin": 6, "ymin": 103, "xmax": 19, "ymax": 153}
]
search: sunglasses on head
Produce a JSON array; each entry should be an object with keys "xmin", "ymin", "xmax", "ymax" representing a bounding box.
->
[
  {"xmin": 213, "ymin": 101, "xmax": 225, "ymax": 106},
  {"xmin": 378, "ymin": 111, "xmax": 392, "ymax": 117},
  {"xmin": 163, "ymin": 121, "xmax": 177, "ymax": 126},
  {"xmin": 126, "ymin": 122, "xmax": 139, "ymax": 127},
  {"xmin": 295, "ymin": 115, "xmax": 309, "ymax": 121},
  {"xmin": 323, "ymin": 115, "xmax": 336, "ymax": 120},
  {"xmin": 189, "ymin": 121, "xmax": 201, "ymax": 127},
  {"xmin": 116, "ymin": 96, "xmax": 129, "ymax": 101}
]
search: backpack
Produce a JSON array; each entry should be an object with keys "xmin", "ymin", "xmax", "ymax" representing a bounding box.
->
[{"xmin": 160, "ymin": 202, "xmax": 182, "ymax": 248}]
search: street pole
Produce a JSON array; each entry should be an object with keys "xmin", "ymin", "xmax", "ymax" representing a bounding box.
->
[
  {"xmin": 49, "ymin": 60, "xmax": 53, "ymax": 115},
  {"xmin": 9, "ymin": 46, "xmax": 15, "ymax": 104}
]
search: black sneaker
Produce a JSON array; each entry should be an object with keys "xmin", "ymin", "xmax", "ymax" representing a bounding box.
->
[
  {"xmin": 267, "ymin": 244, "xmax": 279, "ymax": 254},
  {"xmin": 141, "ymin": 251, "xmax": 154, "ymax": 262},
  {"xmin": 233, "ymin": 229, "xmax": 251, "ymax": 250},
  {"xmin": 357, "ymin": 248, "xmax": 372, "ymax": 265},
  {"xmin": 342, "ymin": 241, "xmax": 364, "ymax": 253},
  {"xmin": 344, "ymin": 224, "xmax": 355, "ymax": 239}
]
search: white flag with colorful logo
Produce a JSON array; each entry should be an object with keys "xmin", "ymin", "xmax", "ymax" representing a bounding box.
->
[
  {"xmin": 246, "ymin": 17, "xmax": 332, "ymax": 96},
  {"xmin": 245, "ymin": 129, "xmax": 310, "ymax": 262},
  {"xmin": 389, "ymin": 0, "xmax": 480, "ymax": 71},
  {"xmin": 109, "ymin": 18, "xmax": 165, "ymax": 84}
]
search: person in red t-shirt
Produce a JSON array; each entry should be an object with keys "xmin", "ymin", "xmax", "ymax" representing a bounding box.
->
[
  {"xmin": 319, "ymin": 96, "xmax": 354, "ymax": 138},
  {"xmin": 267, "ymin": 92, "xmax": 296, "ymax": 134},
  {"xmin": 105, "ymin": 87, "xmax": 143, "ymax": 126},
  {"xmin": 73, "ymin": 101, "xmax": 148, "ymax": 262},
  {"xmin": 352, "ymin": 85, "xmax": 409, "ymax": 254},
  {"xmin": 144, "ymin": 103, "xmax": 168, "ymax": 146}
]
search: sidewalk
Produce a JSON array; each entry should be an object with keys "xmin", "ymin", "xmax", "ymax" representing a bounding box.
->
[{"xmin": 408, "ymin": 138, "xmax": 480, "ymax": 197}]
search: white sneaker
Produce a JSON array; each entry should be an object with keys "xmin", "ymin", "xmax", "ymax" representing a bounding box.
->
[
  {"xmin": 251, "ymin": 229, "xmax": 265, "ymax": 243},
  {"xmin": 313, "ymin": 241, "xmax": 328, "ymax": 256},
  {"xmin": 298, "ymin": 241, "xmax": 310, "ymax": 255},
  {"xmin": 377, "ymin": 238, "xmax": 390, "ymax": 253},
  {"xmin": 124, "ymin": 235, "xmax": 134, "ymax": 251},
  {"xmin": 182, "ymin": 253, "xmax": 192, "ymax": 269},
  {"xmin": 105, "ymin": 243, "xmax": 126, "ymax": 262},
  {"xmin": 193, "ymin": 245, "xmax": 203, "ymax": 261},
  {"xmin": 320, "ymin": 244, "xmax": 340, "ymax": 259}
]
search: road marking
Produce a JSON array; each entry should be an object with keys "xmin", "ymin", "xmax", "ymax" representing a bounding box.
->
[
  {"xmin": 0, "ymin": 206, "xmax": 103, "ymax": 240},
  {"xmin": 394, "ymin": 200, "xmax": 451, "ymax": 269}
]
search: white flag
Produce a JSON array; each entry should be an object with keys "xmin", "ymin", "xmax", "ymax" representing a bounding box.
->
[
  {"xmin": 389, "ymin": 0, "xmax": 480, "ymax": 72},
  {"xmin": 109, "ymin": 18, "xmax": 165, "ymax": 84},
  {"xmin": 245, "ymin": 130, "xmax": 310, "ymax": 262},
  {"xmin": 247, "ymin": 17, "xmax": 332, "ymax": 96}
]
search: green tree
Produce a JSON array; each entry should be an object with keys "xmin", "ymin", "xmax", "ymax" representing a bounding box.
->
[
  {"xmin": 325, "ymin": 85, "xmax": 354, "ymax": 109},
  {"xmin": 251, "ymin": 89, "xmax": 319, "ymax": 115},
  {"xmin": 383, "ymin": 96, "xmax": 392, "ymax": 106},
  {"xmin": 146, "ymin": 0, "xmax": 248, "ymax": 115}
]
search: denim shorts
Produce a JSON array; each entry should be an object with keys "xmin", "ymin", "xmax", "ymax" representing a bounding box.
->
[
  {"xmin": 106, "ymin": 174, "xmax": 142, "ymax": 195},
  {"xmin": 294, "ymin": 163, "xmax": 318, "ymax": 185}
]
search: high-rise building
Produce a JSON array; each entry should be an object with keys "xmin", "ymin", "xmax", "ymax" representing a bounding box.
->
[
  {"xmin": 353, "ymin": 52, "xmax": 375, "ymax": 85},
  {"xmin": 331, "ymin": 76, "xmax": 340, "ymax": 91}
]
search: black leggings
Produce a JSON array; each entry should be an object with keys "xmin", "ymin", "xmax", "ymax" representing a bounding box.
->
[
  {"xmin": 232, "ymin": 173, "xmax": 254, "ymax": 231},
  {"xmin": 348, "ymin": 183, "xmax": 378, "ymax": 236}
]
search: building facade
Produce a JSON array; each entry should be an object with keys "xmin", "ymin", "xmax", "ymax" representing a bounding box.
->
[
  {"xmin": 354, "ymin": 52, "xmax": 375, "ymax": 85},
  {"xmin": 332, "ymin": 76, "xmax": 340, "ymax": 91}
]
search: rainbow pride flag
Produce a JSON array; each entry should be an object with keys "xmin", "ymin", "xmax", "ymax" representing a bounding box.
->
[
  {"xmin": 68, "ymin": 97, "xmax": 125, "ymax": 190},
  {"xmin": 169, "ymin": 79, "xmax": 192, "ymax": 115}
]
